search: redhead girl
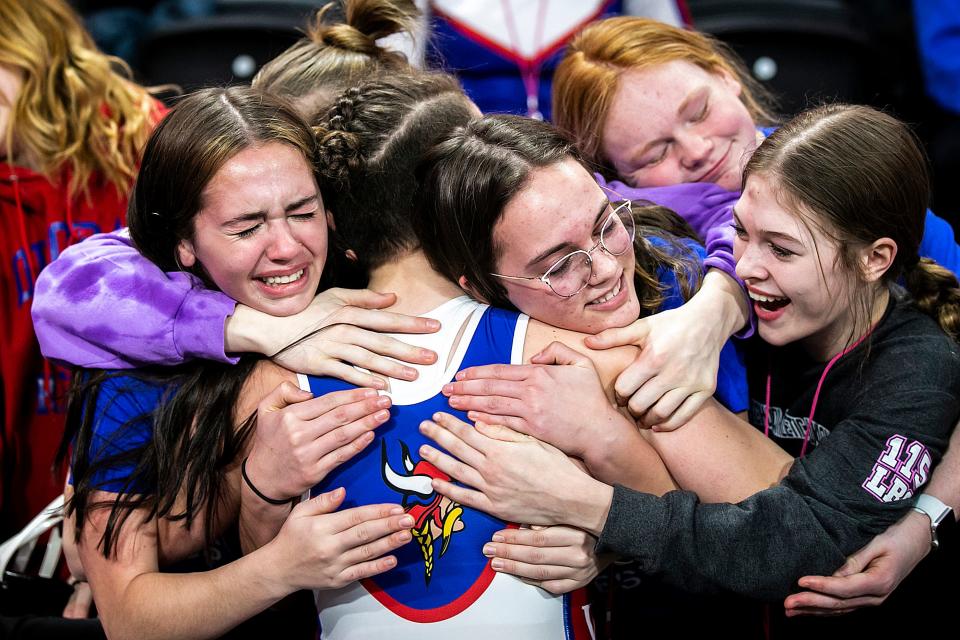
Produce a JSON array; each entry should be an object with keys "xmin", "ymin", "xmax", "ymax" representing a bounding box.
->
[{"xmin": 419, "ymin": 105, "xmax": 960, "ymax": 633}]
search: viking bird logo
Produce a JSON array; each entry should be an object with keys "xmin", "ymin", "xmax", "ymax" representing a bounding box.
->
[{"xmin": 381, "ymin": 440, "xmax": 465, "ymax": 585}]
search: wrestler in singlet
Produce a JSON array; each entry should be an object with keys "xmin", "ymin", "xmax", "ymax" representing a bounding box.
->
[{"xmin": 300, "ymin": 296, "xmax": 593, "ymax": 639}]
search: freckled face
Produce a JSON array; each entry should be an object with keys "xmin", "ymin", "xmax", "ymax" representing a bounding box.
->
[
  {"xmin": 177, "ymin": 142, "xmax": 327, "ymax": 317},
  {"xmin": 491, "ymin": 159, "xmax": 640, "ymax": 334},
  {"xmin": 733, "ymin": 174, "xmax": 858, "ymax": 359},
  {"xmin": 600, "ymin": 61, "xmax": 759, "ymax": 190}
]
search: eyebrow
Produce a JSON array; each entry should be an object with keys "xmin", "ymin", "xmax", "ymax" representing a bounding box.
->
[
  {"xmin": 525, "ymin": 199, "xmax": 610, "ymax": 269},
  {"xmin": 732, "ymin": 209, "xmax": 803, "ymax": 245},
  {"xmin": 222, "ymin": 193, "xmax": 319, "ymax": 228}
]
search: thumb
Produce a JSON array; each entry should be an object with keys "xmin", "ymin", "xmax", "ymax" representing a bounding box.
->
[
  {"xmin": 331, "ymin": 288, "xmax": 397, "ymax": 310},
  {"xmin": 295, "ymin": 487, "xmax": 346, "ymax": 517},
  {"xmin": 263, "ymin": 381, "xmax": 313, "ymax": 412},
  {"xmin": 531, "ymin": 341, "xmax": 592, "ymax": 367},
  {"xmin": 833, "ymin": 544, "xmax": 874, "ymax": 577},
  {"xmin": 585, "ymin": 317, "xmax": 651, "ymax": 350}
]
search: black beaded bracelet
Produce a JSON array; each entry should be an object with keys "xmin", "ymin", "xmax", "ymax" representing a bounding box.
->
[{"xmin": 241, "ymin": 457, "xmax": 294, "ymax": 506}]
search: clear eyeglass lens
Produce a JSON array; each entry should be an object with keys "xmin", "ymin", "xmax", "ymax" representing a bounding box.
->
[
  {"xmin": 545, "ymin": 251, "xmax": 593, "ymax": 297},
  {"xmin": 601, "ymin": 204, "xmax": 635, "ymax": 255}
]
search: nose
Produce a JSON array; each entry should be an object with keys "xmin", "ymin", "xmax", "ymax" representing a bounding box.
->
[
  {"xmin": 677, "ymin": 130, "xmax": 712, "ymax": 170},
  {"xmin": 590, "ymin": 243, "xmax": 621, "ymax": 283},
  {"xmin": 265, "ymin": 220, "xmax": 302, "ymax": 262},
  {"xmin": 734, "ymin": 241, "xmax": 766, "ymax": 283}
]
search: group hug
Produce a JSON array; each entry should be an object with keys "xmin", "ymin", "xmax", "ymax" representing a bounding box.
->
[{"xmin": 2, "ymin": 0, "xmax": 958, "ymax": 638}]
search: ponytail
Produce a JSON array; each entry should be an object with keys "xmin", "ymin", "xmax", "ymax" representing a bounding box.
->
[
  {"xmin": 904, "ymin": 258, "xmax": 960, "ymax": 341},
  {"xmin": 252, "ymin": 0, "xmax": 419, "ymax": 116}
]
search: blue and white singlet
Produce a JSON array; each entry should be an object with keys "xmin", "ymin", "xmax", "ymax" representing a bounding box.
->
[{"xmin": 299, "ymin": 296, "xmax": 593, "ymax": 639}]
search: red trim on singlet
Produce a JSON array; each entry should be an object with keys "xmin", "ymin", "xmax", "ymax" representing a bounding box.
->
[{"xmin": 361, "ymin": 522, "xmax": 520, "ymax": 623}]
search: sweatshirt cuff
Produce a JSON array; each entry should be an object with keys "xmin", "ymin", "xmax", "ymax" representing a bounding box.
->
[
  {"xmin": 173, "ymin": 287, "xmax": 239, "ymax": 364},
  {"xmin": 595, "ymin": 484, "xmax": 669, "ymax": 569}
]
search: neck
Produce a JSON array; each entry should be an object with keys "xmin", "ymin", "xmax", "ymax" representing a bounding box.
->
[
  {"xmin": 804, "ymin": 284, "xmax": 890, "ymax": 361},
  {"xmin": 366, "ymin": 250, "xmax": 466, "ymax": 315}
]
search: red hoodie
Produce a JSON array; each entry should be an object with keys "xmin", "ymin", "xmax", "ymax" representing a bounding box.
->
[{"xmin": 0, "ymin": 162, "xmax": 129, "ymax": 537}]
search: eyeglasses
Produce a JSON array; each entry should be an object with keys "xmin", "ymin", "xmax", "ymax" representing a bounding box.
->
[{"xmin": 491, "ymin": 199, "xmax": 636, "ymax": 298}]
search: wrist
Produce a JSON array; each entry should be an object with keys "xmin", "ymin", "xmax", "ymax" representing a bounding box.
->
[
  {"xmin": 566, "ymin": 477, "xmax": 613, "ymax": 537},
  {"xmin": 253, "ymin": 539, "xmax": 298, "ymax": 599},
  {"xmin": 697, "ymin": 270, "xmax": 748, "ymax": 339},
  {"xmin": 242, "ymin": 452, "xmax": 297, "ymax": 505},
  {"xmin": 224, "ymin": 305, "xmax": 276, "ymax": 356},
  {"xmin": 582, "ymin": 410, "xmax": 633, "ymax": 482}
]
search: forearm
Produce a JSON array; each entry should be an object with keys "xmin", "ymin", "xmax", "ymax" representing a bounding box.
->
[
  {"xmin": 596, "ymin": 484, "xmax": 847, "ymax": 600},
  {"xmin": 582, "ymin": 411, "xmax": 677, "ymax": 495},
  {"xmin": 690, "ymin": 270, "xmax": 749, "ymax": 341},
  {"xmin": 99, "ymin": 546, "xmax": 291, "ymax": 640},
  {"xmin": 224, "ymin": 304, "xmax": 278, "ymax": 356},
  {"xmin": 238, "ymin": 483, "xmax": 293, "ymax": 555},
  {"xmin": 645, "ymin": 399, "xmax": 792, "ymax": 503}
]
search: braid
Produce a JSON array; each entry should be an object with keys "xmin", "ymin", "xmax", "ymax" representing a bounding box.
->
[
  {"xmin": 316, "ymin": 87, "xmax": 364, "ymax": 186},
  {"xmin": 904, "ymin": 258, "xmax": 960, "ymax": 341}
]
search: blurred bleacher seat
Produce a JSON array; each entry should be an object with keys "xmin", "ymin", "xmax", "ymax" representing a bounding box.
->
[
  {"xmin": 686, "ymin": 0, "xmax": 920, "ymax": 118},
  {"xmin": 138, "ymin": 1, "xmax": 324, "ymax": 91}
]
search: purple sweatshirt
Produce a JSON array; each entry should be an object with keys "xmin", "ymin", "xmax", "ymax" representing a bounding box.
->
[{"xmin": 32, "ymin": 229, "xmax": 237, "ymax": 368}]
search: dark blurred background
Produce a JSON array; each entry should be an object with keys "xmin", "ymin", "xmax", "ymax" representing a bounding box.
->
[{"xmin": 68, "ymin": 0, "xmax": 960, "ymax": 236}]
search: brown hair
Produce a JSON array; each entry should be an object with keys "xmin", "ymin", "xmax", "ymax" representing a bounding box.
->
[
  {"xmin": 253, "ymin": 0, "xmax": 419, "ymax": 117},
  {"xmin": 0, "ymin": 0, "xmax": 158, "ymax": 197},
  {"xmin": 553, "ymin": 16, "xmax": 776, "ymax": 173},
  {"xmin": 415, "ymin": 114, "xmax": 702, "ymax": 314},
  {"xmin": 744, "ymin": 103, "xmax": 960, "ymax": 342},
  {"xmin": 314, "ymin": 72, "xmax": 476, "ymax": 271}
]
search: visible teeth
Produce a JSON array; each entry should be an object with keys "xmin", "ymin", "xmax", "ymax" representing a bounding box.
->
[
  {"xmin": 261, "ymin": 269, "xmax": 304, "ymax": 286},
  {"xmin": 748, "ymin": 291, "xmax": 788, "ymax": 303},
  {"xmin": 590, "ymin": 278, "xmax": 622, "ymax": 305}
]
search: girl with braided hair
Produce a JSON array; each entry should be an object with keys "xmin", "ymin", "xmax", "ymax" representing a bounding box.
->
[{"xmin": 235, "ymin": 71, "xmax": 799, "ymax": 639}]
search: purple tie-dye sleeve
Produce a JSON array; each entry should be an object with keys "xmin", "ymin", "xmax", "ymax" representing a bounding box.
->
[
  {"xmin": 595, "ymin": 176, "xmax": 755, "ymax": 338},
  {"xmin": 32, "ymin": 229, "xmax": 238, "ymax": 368}
]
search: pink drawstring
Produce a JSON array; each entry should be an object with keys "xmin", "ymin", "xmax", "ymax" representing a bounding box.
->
[{"xmin": 764, "ymin": 330, "xmax": 873, "ymax": 458}]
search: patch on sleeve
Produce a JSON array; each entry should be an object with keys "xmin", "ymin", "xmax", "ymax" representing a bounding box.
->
[{"xmin": 862, "ymin": 434, "xmax": 931, "ymax": 502}]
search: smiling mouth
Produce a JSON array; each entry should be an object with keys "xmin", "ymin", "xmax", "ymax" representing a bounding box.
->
[
  {"xmin": 588, "ymin": 274, "xmax": 623, "ymax": 305},
  {"xmin": 700, "ymin": 145, "xmax": 732, "ymax": 183},
  {"xmin": 749, "ymin": 290, "xmax": 790, "ymax": 311},
  {"xmin": 258, "ymin": 268, "xmax": 304, "ymax": 286}
]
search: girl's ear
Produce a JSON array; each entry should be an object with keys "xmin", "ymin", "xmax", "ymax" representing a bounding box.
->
[
  {"xmin": 325, "ymin": 209, "xmax": 336, "ymax": 230},
  {"xmin": 176, "ymin": 238, "xmax": 197, "ymax": 269},
  {"xmin": 458, "ymin": 275, "xmax": 485, "ymax": 301},
  {"xmin": 860, "ymin": 237, "xmax": 898, "ymax": 282}
]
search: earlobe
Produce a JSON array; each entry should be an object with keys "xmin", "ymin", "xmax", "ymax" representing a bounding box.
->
[
  {"xmin": 861, "ymin": 237, "xmax": 897, "ymax": 282},
  {"xmin": 176, "ymin": 239, "xmax": 197, "ymax": 269},
  {"xmin": 344, "ymin": 249, "xmax": 358, "ymax": 262},
  {"xmin": 458, "ymin": 275, "xmax": 482, "ymax": 300}
]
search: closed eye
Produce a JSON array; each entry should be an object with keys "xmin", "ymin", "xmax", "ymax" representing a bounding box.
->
[{"xmin": 769, "ymin": 243, "xmax": 794, "ymax": 258}]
